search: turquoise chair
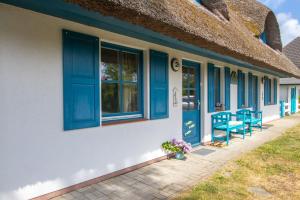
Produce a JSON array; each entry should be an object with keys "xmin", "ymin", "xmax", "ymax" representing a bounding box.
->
[
  {"xmin": 236, "ymin": 109, "xmax": 263, "ymax": 135},
  {"xmin": 211, "ymin": 112, "xmax": 246, "ymax": 145}
]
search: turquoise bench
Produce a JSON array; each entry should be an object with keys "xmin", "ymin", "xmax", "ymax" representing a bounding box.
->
[
  {"xmin": 211, "ymin": 112, "xmax": 246, "ymax": 145},
  {"xmin": 236, "ymin": 109, "xmax": 263, "ymax": 135}
]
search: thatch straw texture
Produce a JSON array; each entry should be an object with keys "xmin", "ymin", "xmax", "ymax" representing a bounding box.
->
[{"xmin": 66, "ymin": 0, "xmax": 300, "ymax": 77}]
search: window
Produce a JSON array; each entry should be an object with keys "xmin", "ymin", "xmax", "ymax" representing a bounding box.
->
[
  {"xmin": 264, "ymin": 77, "xmax": 271, "ymax": 105},
  {"xmin": 264, "ymin": 76, "xmax": 277, "ymax": 105},
  {"xmin": 237, "ymin": 70, "xmax": 246, "ymax": 109},
  {"xmin": 208, "ymin": 63, "xmax": 229, "ymax": 112},
  {"xmin": 247, "ymin": 73, "xmax": 259, "ymax": 108},
  {"xmin": 260, "ymin": 31, "xmax": 267, "ymax": 44},
  {"xmin": 101, "ymin": 42, "xmax": 143, "ymax": 122}
]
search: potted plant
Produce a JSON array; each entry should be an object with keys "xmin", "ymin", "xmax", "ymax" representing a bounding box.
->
[{"xmin": 161, "ymin": 139, "xmax": 192, "ymax": 160}]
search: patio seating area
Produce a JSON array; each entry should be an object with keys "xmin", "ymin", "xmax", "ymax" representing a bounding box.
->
[{"xmin": 211, "ymin": 109, "xmax": 263, "ymax": 145}]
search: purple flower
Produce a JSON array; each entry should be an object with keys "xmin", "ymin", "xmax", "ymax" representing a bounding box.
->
[{"xmin": 170, "ymin": 138, "xmax": 192, "ymax": 153}]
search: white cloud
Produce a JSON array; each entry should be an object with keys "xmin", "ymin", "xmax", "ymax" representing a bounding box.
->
[
  {"xmin": 277, "ymin": 12, "xmax": 300, "ymax": 45},
  {"xmin": 258, "ymin": 0, "xmax": 286, "ymax": 9}
]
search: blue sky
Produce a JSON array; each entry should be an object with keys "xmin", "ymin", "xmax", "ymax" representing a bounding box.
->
[{"xmin": 258, "ymin": 0, "xmax": 300, "ymax": 46}]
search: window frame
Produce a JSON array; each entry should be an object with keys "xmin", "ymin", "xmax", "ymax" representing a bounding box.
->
[{"xmin": 101, "ymin": 42, "xmax": 144, "ymax": 122}]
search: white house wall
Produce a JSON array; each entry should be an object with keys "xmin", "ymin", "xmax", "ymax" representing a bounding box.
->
[
  {"xmin": 0, "ymin": 4, "xmax": 281, "ymax": 200},
  {"xmin": 280, "ymin": 85, "xmax": 300, "ymax": 113},
  {"xmin": 260, "ymin": 80, "xmax": 281, "ymax": 122},
  {"xmin": 280, "ymin": 85, "xmax": 289, "ymax": 102}
]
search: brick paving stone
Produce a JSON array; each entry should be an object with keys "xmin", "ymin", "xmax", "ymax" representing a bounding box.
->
[
  {"xmin": 50, "ymin": 196, "xmax": 66, "ymax": 200},
  {"xmin": 61, "ymin": 193, "xmax": 74, "ymax": 200},
  {"xmin": 95, "ymin": 197, "xmax": 110, "ymax": 200},
  {"xmin": 92, "ymin": 191, "xmax": 106, "ymax": 198},
  {"xmin": 83, "ymin": 192, "xmax": 99, "ymax": 200},
  {"xmin": 53, "ymin": 114, "xmax": 300, "ymax": 200},
  {"xmin": 69, "ymin": 191, "xmax": 84, "ymax": 198},
  {"xmin": 153, "ymin": 193, "xmax": 168, "ymax": 200}
]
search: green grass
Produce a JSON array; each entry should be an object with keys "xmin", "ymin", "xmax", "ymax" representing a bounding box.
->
[{"xmin": 176, "ymin": 123, "xmax": 300, "ymax": 200}]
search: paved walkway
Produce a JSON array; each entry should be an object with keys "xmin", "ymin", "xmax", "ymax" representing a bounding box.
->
[{"xmin": 53, "ymin": 114, "xmax": 300, "ymax": 200}]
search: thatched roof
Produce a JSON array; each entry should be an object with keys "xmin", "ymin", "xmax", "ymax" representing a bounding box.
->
[
  {"xmin": 67, "ymin": 0, "xmax": 300, "ymax": 78},
  {"xmin": 283, "ymin": 37, "xmax": 300, "ymax": 69}
]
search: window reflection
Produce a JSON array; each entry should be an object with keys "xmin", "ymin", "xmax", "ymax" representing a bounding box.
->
[
  {"xmin": 122, "ymin": 52, "xmax": 138, "ymax": 82},
  {"xmin": 123, "ymin": 84, "xmax": 138, "ymax": 112},
  {"xmin": 101, "ymin": 45, "xmax": 141, "ymax": 116},
  {"xmin": 182, "ymin": 66, "xmax": 198, "ymax": 111},
  {"xmin": 101, "ymin": 48, "xmax": 119, "ymax": 81},
  {"xmin": 102, "ymin": 83, "xmax": 120, "ymax": 114}
]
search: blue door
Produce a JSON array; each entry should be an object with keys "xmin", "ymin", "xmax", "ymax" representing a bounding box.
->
[
  {"xmin": 291, "ymin": 87, "xmax": 297, "ymax": 114},
  {"xmin": 182, "ymin": 60, "xmax": 201, "ymax": 146}
]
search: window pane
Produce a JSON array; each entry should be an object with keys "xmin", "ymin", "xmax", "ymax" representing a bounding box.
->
[
  {"xmin": 189, "ymin": 90, "xmax": 196, "ymax": 110},
  {"xmin": 182, "ymin": 89, "xmax": 189, "ymax": 110},
  {"xmin": 102, "ymin": 83, "xmax": 120, "ymax": 114},
  {"xmin": 122, "ymin": 52, "xmax": 138, "ymax": 82},
  {"xmin": 123, "ymin": 84, "xmax": 138, "ymax": 112},
  {"xmin": 182, "ymin": 67, "xmax": 189, "ymax": 89},
  {"xmin": 189, "ymin": 68, "xmax": 196, "ymax": 88},
  {"xmin": 101, "ymin": 48, "xmax": 119, "ymax": 81}
]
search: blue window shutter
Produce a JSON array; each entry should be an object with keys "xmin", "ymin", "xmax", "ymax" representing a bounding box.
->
[
  {"xmin": 274, "ymin": 79, "xmax": 277, "ymax": 104},
  {"xmin": 248, "ymin": 72, "xmax": 253, "ymax": 107},
  {"xmin": 264, "ymin": 77, "xmax": 267, "ymax": 105},
  {"xmin": 237, "ymin": 71, "xmax": 246, "ymax": 108},
  {"xmin": 267, "ymin": 78, "xmax": 270, "ymax": 104},
  {"xmin": 264, "ymin": 77, "xmax": 270, "ymax": 105},
  {"xmin": 63, "ymin": 30, "xmax": 100, "ymax": 130},
  {"xmin": 224, "ymin": 67, "xmax": 231, "ymax": 110},
  {"xmin": 242, "ymin": 73, "xmax": 246, "ymax": 106},
  {"xmin": 207, "ymin": 63, "xmax": 215, "ymax": 113},
  {"xmin": 269, "ymin": 79, "xmax": 272, "ymax": 104},
  {"xmin": 237, "ymin": 70, "xmax": 242, "ymax": 108},
  {"xmin": 214, "ymin": 67, "xmax": 221, "ymax": 104},
  {"xmin": 150, "ymin": 50, "xmax": 169, "ymax": 119}
]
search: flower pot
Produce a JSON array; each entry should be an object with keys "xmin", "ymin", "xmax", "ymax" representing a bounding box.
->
[{"xmin": 175, "ymin": 152, "xmax": 185, "ymax": 160}]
